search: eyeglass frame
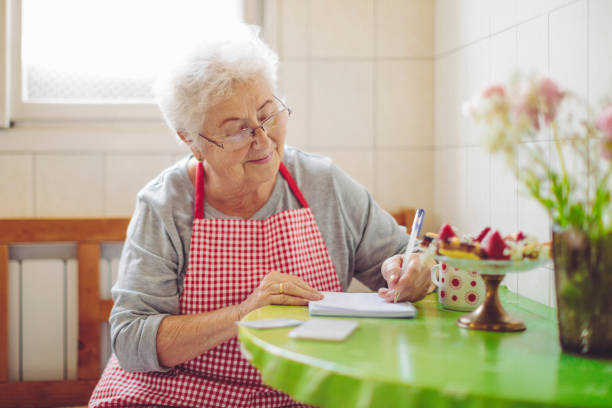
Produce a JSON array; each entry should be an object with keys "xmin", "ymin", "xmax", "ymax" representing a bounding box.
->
[{"xmin": 198, "ymin": 95, "xmax": 292, "ymax": 150}]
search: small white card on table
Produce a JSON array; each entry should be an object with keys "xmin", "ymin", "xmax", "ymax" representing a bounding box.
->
[{"xmin": 288, "ymin": 318, "xmax": 358, "ymax": 342}]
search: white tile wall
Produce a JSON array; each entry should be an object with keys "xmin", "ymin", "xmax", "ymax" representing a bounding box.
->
[
  {"xmin": 376, "ymin": 60, "xmax": 433, "ymax": 147},
  {"xmin": 465, "ymin": 146, "xmax": 490, "ymax": 233},
  {"xmin": 279, "ymin": 0, "xmax": 309, "ymax": 58},
  {"xmin": 516, "ymin": 15, "xmax": 548, "ymax": 76},
  {"xmin": 516, "ymin": 142, "xmax": 553, "ymax": 306},
  {"xmin": 589, "ymin": 0, "xmax": 612, "ymax": 105},
  {"xmin": 491, "ymin": 28, "xmax": 517, "ymax": 83},
  {"xmin": 433, "ymin": 0, "xmax": 608, "ymax": 306},
  {"xmin": 433, "ymin": 147, "xmax": 468, "ymax": 232},
  {"xmin": 374, "ymin": 149, "xmax": 433, "ymax": 223},
  {"xmin": 434, "ymin": 0, "xmax": 490, "ymax": 55},
  {"xmin": 0, "ymin": 154, "xmax": 34, "ymax": 217},
  {"xmin": 0, "ymin": 1, "xmax": 434, "ymax": 221},
  {"xmin": 309, "ymin": 61, "xmax": 374, "ymax": 148},
  {"xmin": 490, "ymin": 154, "xmax": 518, "ymax": 236},
  {"xmin": 36, "ymin": 154, "xmax": 105, "ymax": 216},
  {"xmin": 310, "ymin": 0, "xmax": 375, "ymax": 58},
  {"xmin": 312, "ymin": 149, "xmax": 375, "ymax": 194},
  {"xmin": 491, "ymin": 0, "xmax": 517, "ymax": 34},
  {"xmin": 516, "ymin": 0, "xmax": 576, "ymax": 24},
  {"xmin": 376, "ymin": 0, "xmax": 433, "ymax": 58},
  {"xmin": 6, "ymin": 0, "xmax": 605, "ymax": 314},
  {"xmin": 279, "ymin": 61, "xmax": 309, "ymax": 149},
  {"xmin": 549, "ymin": 0, "xmax": 588, "ymax": 99},
  {"xmin": 105, "ymin": 154, "xmax": 174, "ymax": 216},
  {"xmin": 464, "ymin": 40, "xmax": 491, "ymax": 145}
]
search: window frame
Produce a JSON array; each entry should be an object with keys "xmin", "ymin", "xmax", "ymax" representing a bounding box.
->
[
  {"xmin": 1, "ymin": 0, "xmax": 10, "ymax": 127},
  {"xmin": 4, "ymin": 0, "xmax": 263, "ymax": 124}
]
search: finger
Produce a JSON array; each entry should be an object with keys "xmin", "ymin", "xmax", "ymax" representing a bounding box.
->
[
  {"xmin": 382, "ymin": 256, "xmax": 402, "ymax": 280},
  {"xmin": 379, "ymin": 288, "xmax": 399, "ymax": 303},
  {"xmin": 274, "ymin": 274, "xmax": 323, "ymax": 297},
  {"xmin": 277, "ymin": 281, "xmax": 323, "ymax": 300},
  {"xmin": 269, "ymin": 294, "xmax": 310, "ymax": 306}
]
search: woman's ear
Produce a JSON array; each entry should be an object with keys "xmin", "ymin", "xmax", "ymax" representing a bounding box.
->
[
  {"xmin": 177, "ymin": 130, "xmax": 204, "ymax": 161},
  {"xmin": 177, "ymin": 129, "xmax": 193, "ymax": 145}
]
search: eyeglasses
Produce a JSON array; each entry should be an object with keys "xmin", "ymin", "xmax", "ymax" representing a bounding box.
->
[{"xmin": 198, "ymin": 95, "xmax": 292, "ymax": 151}]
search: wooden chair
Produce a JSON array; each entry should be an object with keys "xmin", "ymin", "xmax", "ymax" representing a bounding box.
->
[
  {"xmin": 0, "ymin": 209, "xmax": 413, "ymax": 407},
  {"xmin": 390, "ymin": 207, "xmax": 416, "ymax": 233},
  {"xmin": 0, "ymin": 218, "xmax": 130, "ymax": 408}
]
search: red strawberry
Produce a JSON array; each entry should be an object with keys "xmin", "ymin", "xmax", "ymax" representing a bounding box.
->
[
  {"xmin": 482, "ymin": 230, "xmax": 509, "ymax": 260},
  {"xmin": 438, "ymin": 224, "xmax": 457, "ymax": 242},
  {"xmin": 516, "ymin": 231, "xmax": 526, "ymax": 241},
  {"xmin": 475, "ymin": 227, "xmax": 491, "ymax": 242}
]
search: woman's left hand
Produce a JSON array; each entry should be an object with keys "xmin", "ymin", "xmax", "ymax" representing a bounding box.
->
[{"xmin": 378, "ymin": 253, "xmax": 434, "ymax": 303}]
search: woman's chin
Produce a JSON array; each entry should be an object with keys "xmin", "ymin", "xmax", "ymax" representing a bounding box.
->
[{"xmin": 245, "ymin": 152, "xmax": 280, "ymax": 183}]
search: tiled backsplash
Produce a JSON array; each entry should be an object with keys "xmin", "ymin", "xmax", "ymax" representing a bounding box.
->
[
  {"xmin": 433, "ymin": 0, "xmax": 612, "ymax": 306},
  {"xmin": 2, "ymin": 0, "xmax": 610, "ymax": 308},
  {"xmin": 0, "ymin": 0, "xmax": 435, "ymax": 234}
]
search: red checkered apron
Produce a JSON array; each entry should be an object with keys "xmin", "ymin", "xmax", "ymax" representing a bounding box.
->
[{"xmin": 89, "ymin": 162, "xmax": 343, "ymax": 408}]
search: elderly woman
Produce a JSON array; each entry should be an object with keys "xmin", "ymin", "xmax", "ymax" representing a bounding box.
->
[{"xmin": 89, "ymin": 29, "xmax": 432, "ymax": 408}]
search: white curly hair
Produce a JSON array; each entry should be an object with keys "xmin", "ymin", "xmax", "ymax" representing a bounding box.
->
[{"xmin": 153, "ymin": 25, "xmax": 279, "ymax": 149}]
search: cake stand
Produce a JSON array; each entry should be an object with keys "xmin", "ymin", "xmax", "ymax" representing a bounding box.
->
[{"xmin": 435, "ymin": 256, "xmax": 550, "ymax": 332}]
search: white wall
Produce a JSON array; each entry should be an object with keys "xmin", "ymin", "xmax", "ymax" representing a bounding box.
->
[
  {"xmin": 274, "ymin": 0, "xmax": 435, "ymax": 232},
  {"xmin": 0, "ymin": 0, "xmax": 434, "ymax": 232},
  {"xmin": 433, "ymin": 0, "xmax": 612, "ymax": 306},
  {"xmin": 5, "ymin": 0, "xmax": 608, "ymax": 307}
]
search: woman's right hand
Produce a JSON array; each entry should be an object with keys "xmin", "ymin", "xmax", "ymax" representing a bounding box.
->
[{"xmin": 238, "ymin": 271, "xmax": 324, "ymax": 317}]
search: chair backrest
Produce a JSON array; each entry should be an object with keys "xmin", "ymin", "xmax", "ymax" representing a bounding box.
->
[
  {"xmin": 390, "ymin": 207, "xmax": 417, "ymax": 233},
  {"xmin": 0, "ymin": 218, "xmax": 129, "ymax": 408},
  {"xmin": 0, "ymin": 209, "xmax": 414, "ymax": 407}
]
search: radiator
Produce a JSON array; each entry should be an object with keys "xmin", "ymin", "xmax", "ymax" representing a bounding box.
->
[{"xmin": 7, "ymin": 243, "xmax": 122, "ymax": 382}]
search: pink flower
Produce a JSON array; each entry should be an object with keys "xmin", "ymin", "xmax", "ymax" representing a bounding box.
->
[
  {"xmin": 513, "ymin": 103, "xmax": 540, "ymax": 129},
  {"xmin": 482, "ymin": 84, "xmax": 505, "ymax": 99},
  {"xmin": 539, "ymin": 77, "xmax": 564, "ymax": 124},
  {"xmin": 596, "ymin": 106, "xmax": 612, "ymax": 138},
  {"xmin": 512, "ymin": 76, "xmax": 564, "ymax": 130},
  {"xmin": 596, "ymin": 106, "xmax": 612, "ymax": 160}
]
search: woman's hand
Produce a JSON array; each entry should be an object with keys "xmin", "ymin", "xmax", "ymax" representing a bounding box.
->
[
  {"xmin": 239, "ymin": 271, "xmax": 323, "ymax": 318},
  {"xmin": 378, "ymin": 253, "xmax": 435, "ymax": 303}
]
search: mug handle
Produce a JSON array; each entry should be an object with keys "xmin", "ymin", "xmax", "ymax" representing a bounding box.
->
[{"xmin": 431, "ymin": 264, "xmax": 441, "ymax": 288}]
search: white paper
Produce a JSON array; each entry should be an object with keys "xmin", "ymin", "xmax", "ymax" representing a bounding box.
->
[
  {"xmin": 308, "ymin": 292, "xmax": 417, "ymax": 318},
  {"xmin": 288, "ymin": 318, "xmax": 358, "ymax": 341},
  {"xmin": 237, "ymin": 318, "xmax": 304, "ymax": 329}
]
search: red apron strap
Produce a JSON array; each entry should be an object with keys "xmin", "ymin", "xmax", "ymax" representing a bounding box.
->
[
  {"xmin": 279, "ymin": 162, "xmax": 309, "ymax": 208},
  {"xmin": 194, "ymin": 161, "xmax": 205, "ymax": 219}
]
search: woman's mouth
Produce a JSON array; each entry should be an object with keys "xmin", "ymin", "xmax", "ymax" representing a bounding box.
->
[{"xmin": 249, "ymin": 152, "xmax": 273, "ymax": 164}]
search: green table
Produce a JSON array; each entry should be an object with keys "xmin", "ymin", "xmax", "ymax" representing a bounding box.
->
[{"xmin": 238, "ymin": 288, "xmax": 612, "ymax": 408}]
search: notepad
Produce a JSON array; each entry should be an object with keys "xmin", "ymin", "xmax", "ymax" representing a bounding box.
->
[
  {"xmin": 309, "ymin": 292, "xmax": 417, "ymax": 318},
  {"xmin": 288, "ymin": 318, "xmax": 358, "ymax": 341}
]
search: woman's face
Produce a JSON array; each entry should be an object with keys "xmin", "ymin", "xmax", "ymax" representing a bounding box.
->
[{"xmin": 199, "ymin": 76, "xmax": 287, "ymax": 189}]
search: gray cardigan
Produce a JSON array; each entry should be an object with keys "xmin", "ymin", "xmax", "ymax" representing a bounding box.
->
[{"xmin": 110, "ymin": 146, "xmax": 409, "ymax": 372}]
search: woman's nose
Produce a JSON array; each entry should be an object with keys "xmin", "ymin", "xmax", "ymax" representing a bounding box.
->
[{"xmin": 251, "ymin": 125, "xmax": 270, "ymax": 147}]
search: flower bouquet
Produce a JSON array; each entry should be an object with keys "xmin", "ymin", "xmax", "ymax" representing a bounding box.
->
[{"xmin": 464, "ymin": 73, "xmax": 612, "ymax": 357}]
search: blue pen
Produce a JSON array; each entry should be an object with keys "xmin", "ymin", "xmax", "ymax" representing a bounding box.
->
[{"xmin": 394, "ymin": 208, "xmax": 426, "ymax": 303}]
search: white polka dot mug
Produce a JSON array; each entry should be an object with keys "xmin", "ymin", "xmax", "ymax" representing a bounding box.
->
[{"xmin": 430, "ymin": 263, "xmax": 485, "ymax": 311}]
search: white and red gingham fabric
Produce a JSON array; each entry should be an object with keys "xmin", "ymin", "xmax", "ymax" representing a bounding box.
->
[{"xmin": 89, "ymin": 162, "xmax": 343, "ymax": 408}]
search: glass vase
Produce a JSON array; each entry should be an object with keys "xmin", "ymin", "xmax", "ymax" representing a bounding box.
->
[{"xmin": 552, "ymin": 227, "xmax": 612, "ymax": 357}]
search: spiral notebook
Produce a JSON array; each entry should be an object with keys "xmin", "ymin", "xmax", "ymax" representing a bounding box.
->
[{"xmin": 309, "ymin": 292, "xmax": 417, "ymax": 318}]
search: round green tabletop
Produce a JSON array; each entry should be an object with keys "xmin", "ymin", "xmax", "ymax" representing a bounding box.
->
[{"xmin": 238, "ymin": 288, "xmax": 612, "ymax": 408}]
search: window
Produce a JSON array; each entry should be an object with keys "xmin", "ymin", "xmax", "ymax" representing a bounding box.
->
[{"xmin": 4, "ymin": 0, "xmax": 259, "ymax": 122}]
